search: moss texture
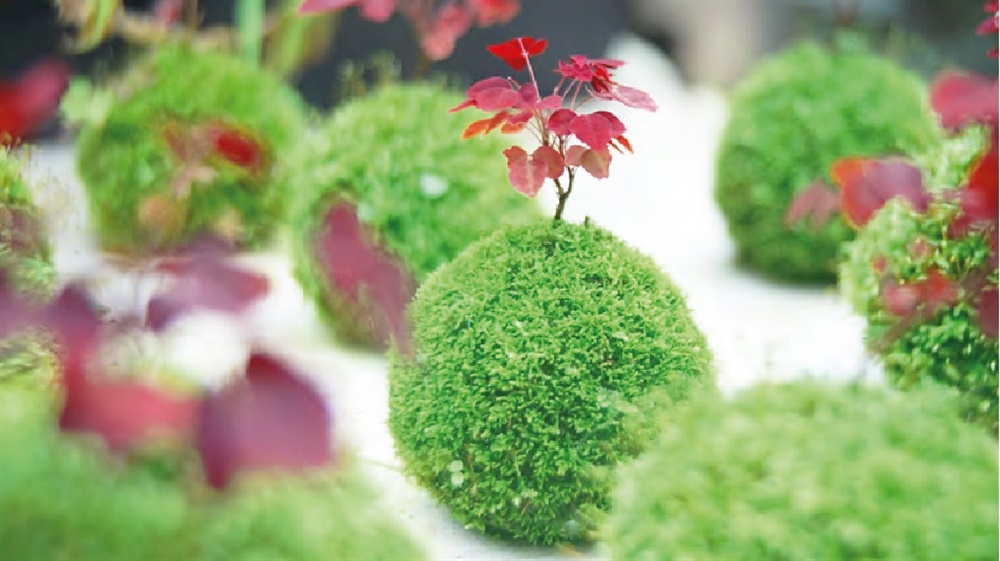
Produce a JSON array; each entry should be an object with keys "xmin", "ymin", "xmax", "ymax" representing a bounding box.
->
[
  {"xmin": 389, "ymin": 220, "xmax": 714, "ymax": 545},
  {"xmin": 0, "ymin": 383, "xmax": 427, "ymax": 560},
  {"xmin": 290, "ymin": 82, "xmax": 540, "ymax": 348},
  {"xmin": 73, "ymin": 43, "xmax": 307, "ymax": 254},
  {"xmin": 606, "ymin": 381, "xmax": 999, "ymax": 561},
  {"xmin": 715, "ymin": 38, "xmax": 939, "ymax": 283}
]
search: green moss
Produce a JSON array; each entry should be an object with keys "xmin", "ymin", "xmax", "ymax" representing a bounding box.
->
[
  {"xmin": 840, "ymin": 199, "xmax": 998, "ymax": 433},
  {"xmin": 389, "ymin": 220, "xmax": 714, "ymax": 545},
  {"xmin": 715, "ymin": 38, "xmax": 939, "ymax": 283},
  {"xmin": 0, "ymin": 384, "xmax": 427, "ymax": 560},
  {"xmin": 606, "ymin": 381, "xmax": 999, "ymax": 561},
  {"xmin": 73, "ymin": 43, "xmax": 308, "ymax": 253},
  {"xmin": 289, "ymin": 82, "xmax": 540, "ymax": 347}
]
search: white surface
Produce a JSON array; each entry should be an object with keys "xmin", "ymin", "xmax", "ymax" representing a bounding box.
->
[{"xmin": 20, "ymin": 34, "xmax": 875, "ymax": 560}]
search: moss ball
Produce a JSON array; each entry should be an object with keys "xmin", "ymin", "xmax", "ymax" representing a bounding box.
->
[
  {"xmin": 715, "ymin": 38, "xmax": 939, "ymax": 282},
  {"xmin": 389, "ymin": 220, "xmax": 713, "ymax": 545},
  {"xmin": 840, "ymin": 199, "xmax": 998, "ymax": 433},
  {"xmin": 0, "ymin": 384, "xmax": 427, "ymax": 560},
  {"xmin": 74, "ymin": 43, "xmax": 307, "ymax": 253},
  {"xmin": 290, "ymin": 82, "xmax": 540, "ymax": 349},
  {"xmin": 606, "ymin": 381, "xmax": 999, "ymax": 561}
]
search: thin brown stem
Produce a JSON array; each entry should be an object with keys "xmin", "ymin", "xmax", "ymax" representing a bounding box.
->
[{"xmin": 552, "ymin": 173, "xmax": 574, "ymax": 221}]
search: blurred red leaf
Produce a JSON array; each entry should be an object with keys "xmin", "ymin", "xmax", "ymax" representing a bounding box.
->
[
  {"xmin": 830, "ymin": 157, "xmax": 928, "ymax": 228},
  {"xmin": 299, "ymin": 0, "xmax": 395, "ymax": 21},
  {"xmin": 0, "ymin": 58, "xmax": 70, "ymax": 146},
  {"xmin": 504, "ymin": 145, "xmax": 548, "ymax": 197},
  {"xmin": 785, "ymin": 180, "xmax": 841, "ymax": 229},
  {"xmin": 146, "ymin": 241, "xmax": 270, "ymax": 332},
  {"xmin": 881, "ymin": 268, "xmax": 959, "ymax": 318},
  {"xmin": 468, "ymin": 0, "xmax": 519, "ymax": 26},
  {"xmin": 152, "ymin": 0, "xmax": 184, "ymax": 24},
  {"xmin": 314, "ymin": 203, "xmax": 417, "ymax": 352},
  {"xmin": 196, "ymin": 352, "xmax": 332, "ymax": 489},
  {"xmin": 210, "ymin": 125, "xmax": 267, "ymax": 173},
  {"xmin": 929, "ymin": 72, "xmax": 999, "ymax": 131},
  {"xmin": 566, "ymin": 145, "xmax": 611, "ymax": 179},
  {"xmin": 422, "ymin": 2, "xmax": 473, "ymax": 61}
]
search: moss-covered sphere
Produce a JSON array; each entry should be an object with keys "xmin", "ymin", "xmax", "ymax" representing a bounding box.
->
[
  {"xmin": 840, "ymin": 199, "xmax": 998, "ymax": 433},
  {"xmin": 74, "ymin": 44, "xmax": 307, "ymax": 253},
  {"xmin": 606, "ymin": 381, "xmax": 999, "ymax": 561},
  {"xmin": 389, "ymin": 220, "xmax": 714, "ymax": 545},
  {"xmin": 290, "ymin": 82, "xmax": 540, "ymax": 349},
  {"xmin": 0, "ymin": 384, "xmax": 426, "ymax": 560},
  {"xmin": 715, "ymin": 39, "xmax": 939, "ymax": 282}
]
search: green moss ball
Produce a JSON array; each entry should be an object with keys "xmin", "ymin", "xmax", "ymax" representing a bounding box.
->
[
  {"xmin": 715, "ymin": 39, "xmax": 939, "ymax": 282},
  {"xmin": 0, "ymin": 384, "xmax": 427, "ymax": 560},
  {"xmin": 389, "ymin": 220, "xmax": 714, "ymax": 545},
  {"xmin": 606, "ymin": 381, "xmax": 999, "ymax": 561},
  {"xmin": 840, "ymin": 199, "xmax": 998, "ymax": 433},
  {"xmin": 290, "ymin": 82, "xmax": 540, "ymax": 349},
  {"xmin": 75, "ymin": 44, "xmax": 307, "ymax": 253}
]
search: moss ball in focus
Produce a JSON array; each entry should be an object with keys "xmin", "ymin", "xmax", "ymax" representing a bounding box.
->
[
  {"xmin": 606, "ymin": 381, "xmax": 999, "ymax": 561},
  {"xmin": 290, "ymin": 82, "xmax": 540, "ymax": 349},
  {"xmin": 389, "ymin": 220, "xmax": 713, "ymax": 545},
  {"xmin": 715, "ymin": 38, "xmax": 938, "ymax": 282},
  {"xmin": 74, "ymin": 44, "xmax": 307, "ymax": 253}
]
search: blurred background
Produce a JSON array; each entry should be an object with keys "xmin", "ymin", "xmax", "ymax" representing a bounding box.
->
[{"xmin": 1, "ymin": 0, "xmax": 995, "ymax": 113}]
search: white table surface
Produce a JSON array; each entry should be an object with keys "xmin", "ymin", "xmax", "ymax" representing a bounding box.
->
[{"xmin": 20, "ymin": 34, "xmax": 875, "ymax": 560}]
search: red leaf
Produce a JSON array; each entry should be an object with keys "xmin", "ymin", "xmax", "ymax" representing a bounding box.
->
[
  {"xmin": 196, "ymin": 352, "xmax": 332, "ymax": 489},
  {"xmin": 605, "ymin": 85, "xmax": 658, "ymax": 112},
  {"xmin": 952, "ymin": 137, "xmax": 998, "ymax": 236},
  {"xmin": 468, "ymin": 0, "xmax": 520, "ymax": 26},
  {"xmin": 314, "ymin": 203, "xmax": 417, "ymax": 352},
  {"xmin": 499, "ymin": 120, "xmax": 527, "ymax": 134},
  {"xmin": 421, "ymin": 2, "xmax": 472, "ymax": 61},
  {"xmin": 881, "ymin": 268, "xmax": 959, "ymax": 318},
  {"xmin": 60, "ymin": 367, "xmax": 198, "ymax": 453},
  {"xmin": 0, "ymin": 58, "xmax": 70, "ymax": 146},
  {"xmin": 577, "ymin": 148, "xmax": 611, "ymax": 179},
  {"xmin": 548, "ymin": 108, "xmax": 576, "ymax": 135},
  {"xmin": 929, "ymin": 72, "xmax": 999, "ymax": 131},
  {"xmin": 486, "ymin": 37, "xmax": 547, "ymax": 71},
  {"xmin": 784, "ymin": 180, "xmax": 841, "ymax": 229},
  {"xmin": 146, "ymin": 241, "xmax": 270, "ymax": 332},
  {"xmin": 830, "ymin": 157, "xmax": 928, "ymax": 228},
  {"xmin": 210, "ymin": 125, "xmax": 267, "ymax": 173},
  {"xmin": 593, "ymin": 111, "xmax": 626, "ymax": 137},
  {"xmin": 977, "ymin": 287, "xmax": 998, "ymax": 338},
  {"xmin": 471, "ymin": 83, "xmax": 519, "ymax": 112},
  {"xmin": 536, "ymin": 95, "xmax": 562, "ymax": 110},
  {"xmin": 298, "ymin": 0, "xmax": 357, "ymax": 14},
  {"xmin": 533, "ymin": 145, "xmax": 564, "ymax": 179},
  {"xmin": 612, "ymin": 134, "xmax": 633, "ymax": 153},
  {"xmin": 570, "ymin": 113, "xmax": 614, "ymax": 150},
  {"xmin": 298, "ymin": 0, "xmax": 395, "ymax": 21},
  {"xmin": 504, "ymin": 145, "xmax": 547, "ymax": 197}
]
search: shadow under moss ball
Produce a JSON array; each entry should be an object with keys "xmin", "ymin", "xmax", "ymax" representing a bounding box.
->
[
  {"xmin": 74, "ymin": 44, "xmax": 307, "ymax": 254},
  {"xmin": 290, "ymin": 83, "xmax": 539, "ymax": 350},
  {"xmin": 714, "ymin": 38, "xmax": 939, "ymax": 283},
  {"xmin": 389, "ymin": 220, "xmax": 714, "ymax": 546},
  {"xmin": 606, "ymin": 381, "xmax": 999, "ymax": 561}
]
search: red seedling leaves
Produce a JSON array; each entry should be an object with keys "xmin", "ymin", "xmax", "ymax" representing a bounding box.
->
[
  {"xmin": 830, "ymin": 157, "xmax": 929, "ymax": 228},
  {"xmin": 146, "ymin": 240, "xmax": 270, "ymax": 332},
  {"xmin": 0, "ymin": 58, "xmax": 70, "ymax": 146},
  {"xmin": 487, "ymin": 37, "xmax": 547, "ymax": 71},
  {"xmin": 595, "ymin": 85, "xmax": 659, "ymax": 112},
  {"xmin": 785, "ymin": 180, "xmax": 841, "ymax": 229},
  {"xmin": 422, "ymin": 2, "xmax": 473, "ymax": 61},
  {"xmin": 462, "ymin": 110, "xmax": 509, "ymax": 139},
  {"xmin": 881, "ymin": 268, "xmax": 959, "ymax": 318},
  {"xmin": 978, "ymin": 1, "xmax": 999, "ymax": 58},
  {"xmin": 468, "ymin": 0, "xmax": 519, "ymax": 26},
  {"xmin": 299, "ymin": 0, "xmax": 396, "ymax": 21},
  {"xmin": 547, "ymin": 108, "xmax": 576, "ymax": 135},
  {"xmin": 570, "ymin": 113, "xmax": 617, "ymax": 151},
  {"xmin": 211, "ymin": 125, "xmax": 268, "ymax": 173},
  {"xmin": 566, "ymin": 145, "xmax": 611, "ymax": 179},
  {"xmin": 976, "ymin": 287, "xmax": 999, "ymax": 338},
  {"xmin": 533, "ymin": 145, "xmax": 564, "ymax": 179},
  {"xmin": 451, "ymin": 76, "xmax": 518, "ymax": 113},
  {"xmin": 315, "ymin": 203, "xmax": 417, "ymax": 352},
  {"xmin": 60, "ymin": 363, "xmax": 198, "ymax": 453},
  {"xmin": 196, "ymin": 352, "xmax": 332, "ymax": 489},
  {"xmin": 504, "ymin": 146, "xmax": 548, "ymax": 197},
  {"xmin": 929, "ymin": 72, "xmax": 999, "ymax": 131}
]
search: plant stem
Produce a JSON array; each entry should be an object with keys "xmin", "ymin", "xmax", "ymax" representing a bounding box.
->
[
  {"xmin": 553, "ymin": 176, "xmax": 573, "ymax": 221},
  {"xmin": 237, "ymin": 0, "xmax": 265, "ymax": 64}
]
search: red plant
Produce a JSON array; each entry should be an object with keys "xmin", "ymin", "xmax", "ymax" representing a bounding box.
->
[
  {"xmin": 451, "ymin": 37, "xmax": 657, "ymax": 220},
  {"xmin": 0, "ymin": 58, "xmax": 71, "ymax": 146},
  {"xmin": 298, "ymin": 0, "xmax": 520, "ymax": 65},
  {"xmin": 978, "ymin": 1, "xmax": 999, "ymax": 58}
]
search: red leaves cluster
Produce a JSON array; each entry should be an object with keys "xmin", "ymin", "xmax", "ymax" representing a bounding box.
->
[
  {"xmin": 314, "ymin": 202, "xmax": 417, "ymax": 353},
  {"xmin": 451, "ymin": 37, "xmax": 656, "ymax": 211},
  {"xmin": 0, "ymin": 241, "xmax": 333, "ymax": 490},
  {"xmin": 298, "ymin": 0, "xmax": 520, "ymax": 61},
  {"xmin": 161, "ymin": 119, "xmax": 269, "ymax": 195},
  {"xmin": 0, "ymin": 58, "xmax": 71, "ymax": 146},
  {"xmin": 978, "ymin": 1, "xmax": 999, "ymax": 58},
  {"xmin": 830, "ymin": 158, "xmax": 929, "ymax": 229}
]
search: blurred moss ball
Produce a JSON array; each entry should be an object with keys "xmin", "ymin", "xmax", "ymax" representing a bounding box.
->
[
  {"xmin": 606, "ymin": 381, "xmax": 999, "ymax": 561},
  {"xmin": 74, "ymin": 43, "xmax": 307, "ymax": 254},
  {"xmin": 389, "ymin": 220, "xmax": 713, "ymax": 545},
  {"xmin": 714, "ymin": 38, "xmax": 939, "ymax": 283},
  {"xmin": 289, "ymin": 82, "xmax": 539, "ymax": 350}
]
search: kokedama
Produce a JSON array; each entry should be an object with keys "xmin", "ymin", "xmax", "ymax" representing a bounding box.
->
[
  {"xmin": 606, "ymin": 381, "xmax": 999, "ymax": 560},
  {"xmin": 715, "ymin": 37, "xmax": 939, "ymax": 283}
]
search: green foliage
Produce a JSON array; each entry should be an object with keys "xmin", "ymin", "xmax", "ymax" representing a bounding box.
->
[
  {"xmin": 715, "ymin": 38, "xmax": 939, "ymax": 283},
  {"xmin": 606, "ymin": 381, "xmax": 1000, "ymax": 561},
  {"xmin": 0, "ymin": 384, "xmax": 427, "ymax": 560},
  {"xmin": 73, "ymin": 43, "xmax": 308, "ymax": 253},
  {"xmin": 840, "ymin": 199, "xmax": 998, "ymax": 433},
  {"xmin": 389, "ymin": 220, "xmax": 714, "ymax": 545},
  {"xmin": 289, "ymin": 82, "xmax": 540, "ymax": 345}
]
